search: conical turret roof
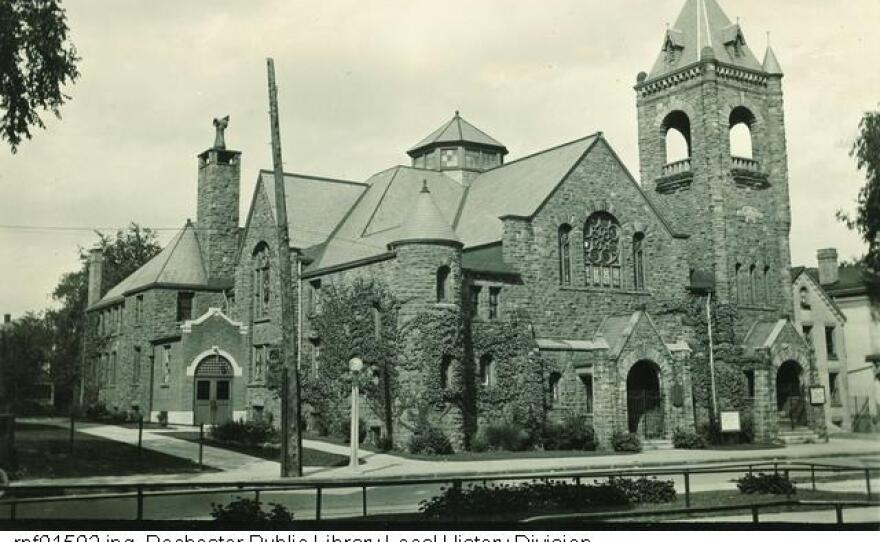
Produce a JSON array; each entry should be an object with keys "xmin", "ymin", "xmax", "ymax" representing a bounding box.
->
[
  {"xmin": 408, "ymin": 111, "xmax": 507, "ymax": 157},
  {"xmin": 762, "ymin": 44, "xmax": 783, "ymax": 75},
  {"xmin": 646, "ymin": 0, "xmax": 763, "ymax": 81},
  {"xmin": 389, "ymin": 180, "xmax": 460, "ymax": 247}
]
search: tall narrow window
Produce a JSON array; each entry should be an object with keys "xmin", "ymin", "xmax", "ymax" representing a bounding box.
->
[
  {"xmin": 549, "ymin": 372, "xmax": 562, "ymax": 405},
  {"xmin": 176, "ymin": 292, "xmax": 194, "ymax": 322},
  {"xmin": 135, "ymin": 295, "xmax": 143, "ymax": 324},
  {"xmin": 829, "ymin": 372, "xmax": 841, "ymax": 406},
  {"xmin": 743, "ymin": 369, "xmax": 755, "ymax": 398},
  {"xmin": 440, "ymin": 355, "xmax": 453, "ymax": 389},
  {"xmin": 111, "ymin": 351, "xmax": 117, "ymax": 385},
  {"xmin": 252, "ymin": 345, "xmax": 266, "ymax": 383},
  {"xmin": 749, "ymin": 264, "xmax": 757, "ymax": 304},
  {"xmin": 662, "ymin": 110, "xmax": 691, "ymax": 164},
  {"xmin": 470, "ymin": 285, "xmax": 482, "ymax": 319},
  {"xmin": 253, "ymin": 244, "xmax": 271, "ymax": 319},
  {"xmin": 735, "ymin": 263, "xmax": 746, "ymax": 304},
  {"xmin": 479, "ymin": 355, "xmax": 494, "ymax": 387},
  {"xmin": 632, "ymin": 232, "xmax": 645, "ymax": 290},
  {"xmin": 162, "ymin": 345, "xmax": 171, "ymax": 385},
  {"xmin": 584, "ymin": 212, "xmax": 621, "ymax": 289},
  {"xmin": 825, "ymin": 326, "xmax": 837, "ymax": 359},
  {"xmin": 132, "ymin": 347, "xmax": 141, "ymax": 384},
  {"xmin": 580, "ymin": 375, "xmax": 594, "ymax": 414},
  {"xmin": 763, "ymin": 266, "xmax": 771, "ymax": 300},
  {"xmin": 802, "ymin": 325, "xmax": 813, "ymax": 346},
  {"xmin": 436, "ymin": 266, "xmax": 450, "ymax": 303},
  {"xmin": 488, "ymin": 287, "xmax": 500, "ymax": 320},
  {"xmin": 558, "ymin": 224, "xmax": 572, "ymax": 285}
]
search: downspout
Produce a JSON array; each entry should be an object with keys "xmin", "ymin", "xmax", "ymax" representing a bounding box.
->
[
  {"xmin": 707, "ymin": 292, "xmax": 719, "ymax": 423},
  {"xmin": 297, "ymin": 259, "xmax": 303, "ymax": 371}
]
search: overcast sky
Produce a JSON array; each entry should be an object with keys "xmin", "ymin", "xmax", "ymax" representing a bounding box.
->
[{"xmin": 0, "ymin": 0, "xmax": 877, "ymax": 317}]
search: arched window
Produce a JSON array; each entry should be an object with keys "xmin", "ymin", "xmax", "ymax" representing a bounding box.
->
[
  {"xmin": 436, "ymin": 266, "xmax": 450, "ymax": 303},
  {"xmin": 479, "ymin": 354, "xmax": 494, "ymax": 387},
  {"xmin": 253, "ymin": 244, "xmax": 271, "ymax": 319},
  {"xmin": 749, "ymin": 264, "xmax": 757, "ymax": 304},
  {"xmin": 735, "ymin": 263, "xmax": 744, "ymax": 303},
  {"xmin": 632, "ymin": 232, "xmax": 646, "ymax": 290},
  {"xmin": 549, "ymin": 371, "xmax": 562, "ymax": 405},
  {"xmin": 440, "ymin": 354, "xmax": 453, "ymax": 389},
  {"xmin": 799, "ymin": 285, "xmax": 810, "ymax": 309},
  {"xmin": 662, "ymin": 110, "xmax": 691, "ymax": 164},
  {"xmin": 764, "ymin": 266, "xmax": 772, "ymax": 300},
  {"xmin": 584, "ymin": 212, "xmax": 621, "ymax": 289},
  {"xmin": 558, "ymin": 224, "xmax": 572, "ymax": 285},
  {"xmin": 729, "ymin": 106, "xmax": 756, "ymax": 159}
]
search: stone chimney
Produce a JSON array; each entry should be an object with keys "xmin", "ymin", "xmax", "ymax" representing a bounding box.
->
[
  {"xmin": 3, "ymin": 314, "xmax": 10, "ymax": 325},
  {"xmin": 817, "ymin": 248, "xmax": 839, "ymax": 285},
  {"xmin": 87, "ymin": 247, "xmax": 104, "ymax": 307}
]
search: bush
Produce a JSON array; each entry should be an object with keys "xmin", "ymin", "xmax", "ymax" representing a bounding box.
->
[
  {"xmin": 611, "ymin": 431, "xmax": 642, "ymax": 452},
  {"xmin": 211, "ymin": 419, "xmax": 277, "ymax": 448},
  {"xmin": 610, "ymin": 477, "xmax": 676, "ymax": 504},
  {"xmin": 672, "ymin": 428, "xmax": 707, "ymax": 449},
  {"xmin": 83, "ymin": 402, "xmax": 108, "ymax": 421},
  {"xmin": 736, "ymin": 473, "xmax": 796, "ymax": 495},
  {"xmin": 376, "ymin": 435, "xmax": 394, "ymax": 452},
  {"xmin": 408, "ymin": 425, "xmax": 453, "ymax": 455},
  {"xmin": 480, "ymin": 421, "xmax": 531, "ymax": 452},
  {"xmin": 419, "ymin": 477, "xmax": 675, "ymax": 519},
  {"xmin": 211, "ymin": 497, "xmax": 294, "ymax": 523},
  {"xmin": 542, "ymin": 413, "xmax": 596, "ymax": 451},
  {"xmin": 341, "ymin": 418, "xmax": 368, "ymax": 445}
]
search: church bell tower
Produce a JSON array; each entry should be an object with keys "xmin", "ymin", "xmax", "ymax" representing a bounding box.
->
[{"xmin": 635, "ymin": 0, "xmax": 792, "ymax": 325}]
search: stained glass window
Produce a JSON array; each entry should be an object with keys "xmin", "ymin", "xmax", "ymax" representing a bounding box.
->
[{"xmin": 584, "ymin": 212, "xmax": 621, "ymax": 289}]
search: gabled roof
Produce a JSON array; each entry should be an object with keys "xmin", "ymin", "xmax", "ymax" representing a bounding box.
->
[
  {"xmin": 647, "ymin": 0, "xmax": 763, "ymax": 81},
  {"xmin": 791, "ymin": 266, "xmax": 846, "ymax": 321},
  {"xmin": 258, "ymin": 171, "xmax": 366, "ymax": 250},
  {"xmin": 390, "ymin": 181, "xmax": 460, "ymax": 246},
  {"xmin": 408, "ymin": 112, "xmax": 507, "ymax": 156},
  {"xmin": 792, "ymin": 263, "xmax": 871, "ymax": 299},
  {"xmin": 89, "ymin": 222, "xmax": 211, "ymax": 310}
]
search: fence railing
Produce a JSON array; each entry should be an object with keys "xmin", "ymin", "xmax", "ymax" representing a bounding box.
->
[{"xmin": 0, "ymin": 460, "xmax": 876, "ymax": 523}]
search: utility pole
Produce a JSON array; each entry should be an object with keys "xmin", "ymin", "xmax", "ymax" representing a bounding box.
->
[{"xmin": 267, "ymin": 58, "xmax": 302, "ymax": 477}]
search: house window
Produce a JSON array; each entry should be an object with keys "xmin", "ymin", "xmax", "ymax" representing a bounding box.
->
[
  {"xmin": 162, "ymin": 345, "xmax": 171, "ymax": 386},
  {"xmin": 743, "ymin": 369, "xmax": 755, "ymax": 398},
  {"xmin": 440, "ymin": 355, "xmax": 453, "ymax": 389},
  {"xmin": 632, "ymin": 232, "xmax": 645, "ymax": 290},
  {"xmin": 176, "ymin": 292, "xmax": 194, "ymax": 322},
  {"xmin": 829, "ymin": 372, "xmax": 841, "ymax": 406},
  {"xmin": 488, "ymin": 287, "xmax": 500, "ymax": 320},
  {"xmin": 436, "ymin": 266, "xmax": 450, "ymax": 303},
  {"xmin": 135, "ymin": 295, "xmax": 143, "ymax": 323},
  {"xmin": 253, "ymin": 244, "xmax": 271, "ymax": 319},
  {"xmin": 825, "ymin": 326, "xmax": 837, "ymax": 359},
  {"xmin": 558, "ymin": 224, "xmax": 572, "ymax": 285},
  {"xmin": 469, "ymin": 285, "xmax": 482, "ymax": 319},
  {"xmin": 132, "ymin": 347, "xmax": 141, "ymax": 384},
  {"xmin": 584, "ymin": 212, "xmax": 621, "ymax": 289},
  {"xmin": 479, "ymin": 355, "xmax": 494, "ymax": 387},
  {"xmin": 549, "ymin": 372, "xmax": 562, "ymax": 405}
]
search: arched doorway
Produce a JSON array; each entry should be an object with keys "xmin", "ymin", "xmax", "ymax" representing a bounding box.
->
[
  {"xmin": 626, "ymin": 360, "xmax": 664, "ymax": 438},
  {"xmin": 777, "ymin": 360, "xmax": 806, "ymax": 428},
  {"xmin": 193, "ymin": 354, "xmax": 234, "ymax": 425}
]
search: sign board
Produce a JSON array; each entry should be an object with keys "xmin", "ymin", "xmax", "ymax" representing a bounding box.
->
[
  {"xmin": 809, "ymin": 385, "xmax": 826, "ymax": 406},
  {"xmin": 720, "ymin": 410, "xmax": 741, "ymax": 433}
]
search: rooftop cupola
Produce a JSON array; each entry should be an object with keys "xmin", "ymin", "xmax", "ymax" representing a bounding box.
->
[
  {"xmin": 407, "ymin": 111, "xmax": 508, "ymax": 185},
  {"xmin": 388, "ymin": 180, "xmax": 461, "ymax": 248}
]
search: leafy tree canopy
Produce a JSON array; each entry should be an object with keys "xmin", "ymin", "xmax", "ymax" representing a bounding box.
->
[{"xmin": 0, "ymin": 0, "xmax": 80, "ymax": 153}]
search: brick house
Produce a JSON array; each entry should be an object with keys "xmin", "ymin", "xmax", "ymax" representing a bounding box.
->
[{"xmin": 84, "ymin": 0, "xmax": 821, "ymax": 447}]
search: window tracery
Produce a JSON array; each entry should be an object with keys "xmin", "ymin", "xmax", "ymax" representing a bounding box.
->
[{"xmin": 584, "ymin": 212, "xmax": 621, "ymax": 289}]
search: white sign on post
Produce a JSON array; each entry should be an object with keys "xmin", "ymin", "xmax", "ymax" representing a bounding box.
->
[{"xmin": 720, "ymin": 410, "xmax": 741, "ymax": 433}]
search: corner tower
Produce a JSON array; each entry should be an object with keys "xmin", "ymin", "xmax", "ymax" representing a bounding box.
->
[
  {"xmin": 635, "ymin": 0, "xmax": 793, "ymax": 324},
  {"xmin": 196, "ymin": 116, "xmax": 241, "ymax": 281}
]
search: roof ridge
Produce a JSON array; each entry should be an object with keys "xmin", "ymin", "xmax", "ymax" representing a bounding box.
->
[
  {"xmin": 483, "ymin": 132, "xmax": 602, "ymax": 171},
  {"xmin": 155, "ymin": 223, "xmax": 192, "ymax": 281},
  {"xmin": 257, "ymin": 169, "xmax": 365, "ymax": 186},
  {"xmin": 361, "ymin": 167, "xmax": 402, "ymax": 237}
]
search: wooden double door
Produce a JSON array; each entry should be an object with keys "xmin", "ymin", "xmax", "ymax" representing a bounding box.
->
[{"xmin": 193, "ymin": 354, "xmax": 234, "ymax": 426}]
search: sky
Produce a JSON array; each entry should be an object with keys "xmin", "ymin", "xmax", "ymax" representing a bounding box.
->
[{"xmin": 0, "ymin": 0, "xmax": 878, "ymax": 317}]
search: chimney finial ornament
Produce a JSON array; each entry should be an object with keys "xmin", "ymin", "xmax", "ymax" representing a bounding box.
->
[{"xmin": 213, "ymin": 115, "xmax": 230, "ymax": 149}]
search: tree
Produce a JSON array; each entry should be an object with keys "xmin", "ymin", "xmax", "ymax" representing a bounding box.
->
[
  {"xmin": 838, "ymin": 108, "xmax": 880, "ymax": 303},
  {"xmin": 0, "ymin": 0, "xmax": 80, "ymax": 153},
  {"xmin": 0, "ymin": 313, "xmax": 53, "ymax": 410},
  {"xmin": 48, "ymin": 223, "xmax": 161, "ymax": 409}
]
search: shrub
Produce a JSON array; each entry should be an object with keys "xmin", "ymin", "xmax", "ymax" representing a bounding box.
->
[
  {"xmin": 611, "ymin": 431, "xmax": 642, "ymax": 452},
  {"xmin": 610, "ymin": 477, "xmax": 676, "ymax": 504},
  {"xmin": 542, "ymin": 413, "xmax": 596, "ymax": 451},
  {"xmin": 672, "ymin": 428, "xmax": 706, "ymax": 449},
  {"xmin": 376, "ymin": 435, "xmax": 394, "ymax": 452},
  {"xmin": 408, "ymin": 425, "xmax": 453, "ymax": 455},
  {"xmin": 736, "ymin": 473, "xmax": 796, "ymax": 495},
  {"xmin": 480, "ymin": 421, "xmax": 531, "ymax": 452},
  {"xmin": 212, "ymin": 419, "xmax": 277, "ymax": 448},
  {"xmin": 83, "ymin": 402, "xmax": 108, "ymax": 421},
  {"xmin": 211, "ymin": 497, "xmax": 294, "ymax": 523},
  {"xmin": 341, "ymin": 418, "xmax": 368, "ymax": 445}
]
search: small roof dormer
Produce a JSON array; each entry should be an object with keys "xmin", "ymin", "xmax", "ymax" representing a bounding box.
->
[{"xmin": 407, "ymin": 111, "xmax": 508, "ymax": 185}]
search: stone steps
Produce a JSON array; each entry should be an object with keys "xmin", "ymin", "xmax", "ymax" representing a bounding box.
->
[
  {"xmin": 777, "ymin": 426, "xmax": 820, "ymax": 445},
  {"xmin": 642, "ymin": 438, "xmax": 674, "ymax": 451}
]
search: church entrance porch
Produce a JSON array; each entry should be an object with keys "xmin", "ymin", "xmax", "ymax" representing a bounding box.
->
[
  {"xmin": 777, "ymin": 359, "xmax": 807, "ymax": 430},
  {"xmin": 193, "ymin": 354, "xmax": 234, "ymax": 426},
  {"xmin": 626, "ymin": 360, "xmax": 664, "ymax": 439}
]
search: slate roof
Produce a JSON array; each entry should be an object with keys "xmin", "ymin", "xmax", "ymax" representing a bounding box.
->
[
  {"xmin": 408, "ymin": 112, "xmax": 508, "ymax": 156},
  {"xmin": 461, "ymin": 243, "xmax": 518, "ymax": 276},
  {"xmin": 391, "ymin": 181, "xmax": 460, "ymax": 246},
  {"xmin": 762, "ymin": 45, "xmax": 783, "ymax": 75},
  {"xmin": 259, "ymin": 171, "xmax": 366, "ymax": 250},
  {"xmin": 647, "ymin": 0, "xmax": 763, "ymax": 81},
  {"xmin": 791, "ymin": 264, "xmax": 870, "ymax": 298},
  {"xmin": 742, "ymin": 320, "xmax": 783, "ymax": 352},
  {"xmin": 90, "ymin": 222, "xmax": 211, "ymax": 309}
]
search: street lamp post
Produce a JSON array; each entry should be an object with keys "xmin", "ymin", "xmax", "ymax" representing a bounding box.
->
[{"xmin": 349, "ymin": 357, "xmax": 363, "ymax": 470}]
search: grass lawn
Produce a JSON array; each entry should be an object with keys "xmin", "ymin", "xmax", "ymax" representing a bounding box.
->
[
  {"xmin": 158, "ymin": 431, "xmax": 355, "ymax": 466},
  {"xmin": 8, "ymin": 423, "xmax": 214, "ymax": 481}
]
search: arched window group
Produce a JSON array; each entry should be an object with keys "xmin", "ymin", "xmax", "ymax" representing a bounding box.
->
[
  {"xmin": 736, "ymin": 262, "xmax": 771, "ymax": 305},
  {"xmin": 584, "ymin": 212, "xmax": 622, "ymax": 289},
  {"xmin": 253, "ymin": 244, "xmax": 271, "ymax": 319}
]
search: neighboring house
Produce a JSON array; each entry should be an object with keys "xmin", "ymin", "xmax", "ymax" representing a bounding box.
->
[
  {"xmin": 808, "ymin": 249, "xmax": 879, "ymax": 431},
  {"xmin": 83, "ymin": 0, "xmax": 820, "ymax": 448},
  {"xmin": 791, "ymin": 264, "xmax": 851, "ymax": 430}
]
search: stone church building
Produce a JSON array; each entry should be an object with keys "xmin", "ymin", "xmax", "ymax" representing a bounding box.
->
[{"xmin": 84, "ymin": 0, "xmax": 825, "ymax": 448}]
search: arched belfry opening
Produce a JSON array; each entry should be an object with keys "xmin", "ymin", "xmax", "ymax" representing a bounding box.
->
[
  {"xmin": 626, "ymin": 360, "xmax": 664, "ymax": 438},
  {"xmin": 729, "ymin": 106, "xmax": 756, "ymax": 160},
  {"xmin": 777, "ymin": 360, "xmax": 807, "ymax": 428},
  {"xmin": 662, "ymin": 110, "xmax": 691, "ymax": 164}
]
